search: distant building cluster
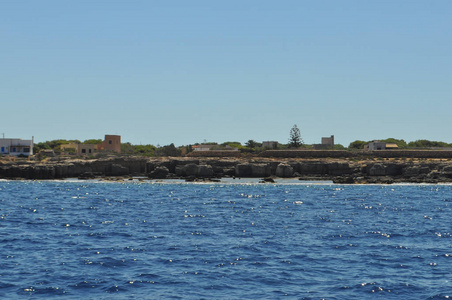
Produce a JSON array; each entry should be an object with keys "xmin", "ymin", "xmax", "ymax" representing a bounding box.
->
[
  {"xmin": 60, "ymin": 135, "xmax": 121, "ymax": 155},
  {"xmin": 0, "ymin": 134, "xmax": 121, "ymax": 158},
  {"xmin": 1, "ymin": 132, "xmax": 411, "ymax": 160}
]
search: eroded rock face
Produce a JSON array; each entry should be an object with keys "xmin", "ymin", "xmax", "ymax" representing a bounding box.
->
[
  {"xmin": 197, "ymin": 165, "xmax": 214, "ymax": 177},
  {"xmin": 149, "ymin": 166, "xmax": 169, "ymax": 179},
  {"xmin": 170, "ymin": 159, "xmax": 199, "ymax": 173},
  {"xmin": 250, "ymin": 164, "xmax": 271, "ymax": 177},
  {"xmin": 384, "ymin": 164, "xmax": 404, "ymax": 176},
  {"xmin": 179, "ymin": 163, "xmax": 199, "ymax": 176},
  {"xmin": 2, "ymin": 156, "xmax": 452, "ymax": 183},
  {"xmin": 275, "ymin": 163, "xmax": 294, "ymax": 177},
  {"xmin": 369, "ymin": 164, "xmax": 386, "ymax": 176},
  {"xmin": 328, "ymin": 162, "xmax": 351, "ymax": 176},
  {"xmin": 233, "ymin": 163, "xmax": 272, "ymax": 177},
  {"xmin": 174, "ymin": 164, "xmax": 213, "ymax": 177},
  {"xmin": 106, "ymin": 164, "xmax": 129, "ymax": 176},
  {"xmin": 235, "ymin": 164, "xmax": 252, "ymax": 177},
  {"xmin": 403, "ymin": 166, "xmax": 431, "ymax": 177},
  {"xmin": 297, "ymin": 162, "xmax": 328, "ymax": 175},
  {"xmin": 439, "ymin": 165, "xmax": 452, "ymax": 179},
  {"xmin": 365, "ymin": 163, "xmax": 404, "ymax": 177}
]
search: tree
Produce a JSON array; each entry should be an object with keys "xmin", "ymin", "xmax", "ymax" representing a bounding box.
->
[
  {"xmin": 407, "ymin": 139, "xmax": 451, "ymax": 148},
  {"xmin": 348, "ymin": 140, "xmax": 368, "ymax": 150},
  {"xmin": 220, "ymin": 141, "xmax": 242, "ymax": 148},
  {"xmin": 333, "ymin": 144, "xmax": 346, "ymax": 150},
  {"xmin": 83, "ymin": 139, "xmax": 103, "ymax": 145},
  {"xmin": 245, "ymin": 140, "xmax": 261, "ymax": 149},
  {"xmin": 155, "ymin": 143, "xmax": 181, "ymax": 157},
  {"xmin": 121, "ymin": 143, "xmax": 157, "ymax": 156},
  {"xmin": 380, "ymin": 138, "xmax": 407, "ymax": 149},
  {"xmin": 33, "ymin": 139, "xmax": 81, "ymax": 153},
  {"xmin": 288, "ymin": 125, "xmax": 303, "ymax": 148},
  {"xmin": 348, "ymin": 140, "xmax": 369, "ymax": 150}
]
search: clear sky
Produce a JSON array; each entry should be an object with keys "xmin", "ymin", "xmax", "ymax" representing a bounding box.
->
[{"xmin": 2, "ymin": 1, "xmax": 451, "ymax": 147}]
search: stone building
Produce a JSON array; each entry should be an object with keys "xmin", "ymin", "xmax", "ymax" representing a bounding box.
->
[
  {"xmin": 262, "ymin": 141, "xmax": 278, "ymax": 149},
  {"xmin": 61, "ymin": 143, "xmax": 97, "ymax": 156},
  {"xmin": 321, "ymin": 135, "xmax": 334, "ymax": 147},
  {"xmin": 60, "ymin": 135, "xmax": 122, "ymax": 155},
  {"xmin": 97, "ymin": 135, "xmax": 121, "ymax": 153},
  {"xmin": 313, "ymin": 135, "xmax": 334, "ymax": 150}
]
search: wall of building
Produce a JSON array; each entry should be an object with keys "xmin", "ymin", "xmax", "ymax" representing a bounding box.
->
[
  {"xmin": 98, "ymin": 135, "xmax": 121, "ymax": 153},
  {"xmin": 193, "ymin": 145, "xmax": 216, "ymax": 151},
  {"xmin": 321, "ymin": 135, "xmax": 334, "ymax": 146},
  {"xmin": 262, "ymin": 141, "xmax": 278, "ymax": 149},
  {"xmin": 77, "ymin": 144, "xmax": 96, "ymax": 156},
  {"xmin": 60, "ymin": 143, "xmax": 78, "ymax": 154},
  {"xmin": 0, "ymin": 138, "xmax": 33, "ymax": 156},
  {"xmin": 368, "ymin": 142, "xmax": 386, "ymax": 151}
]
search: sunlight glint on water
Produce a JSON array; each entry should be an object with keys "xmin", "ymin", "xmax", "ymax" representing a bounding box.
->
[{"xmin": 0, "ymin": 180, "xmax": 451, "ymax": 299}]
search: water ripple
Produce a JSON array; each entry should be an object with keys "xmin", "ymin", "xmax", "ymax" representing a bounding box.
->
[{"xmin": 0, "ymin": 181, "xmax": 451, "ymax": 299}]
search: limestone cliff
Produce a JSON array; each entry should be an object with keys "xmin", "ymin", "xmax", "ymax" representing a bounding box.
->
[{"xmin": 2, "ymin": 156, "xmax": 452, "ymax": 184}]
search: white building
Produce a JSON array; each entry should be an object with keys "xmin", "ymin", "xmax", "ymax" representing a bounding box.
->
[
  {"xmin": 0, "ymin": 137, "xmax": 34, "ymax": 156},
  {"xmin": 192, "ymin": 144, "xmax": 217, "ymax": 151},
  {"xmin": 192, "ymin": 144, "xmax": 239, "ymax": 151}
]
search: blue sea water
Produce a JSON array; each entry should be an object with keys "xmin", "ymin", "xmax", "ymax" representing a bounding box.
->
[{"xmin": 0, "ymin": 179, "xmax": 451, "ymax": 299}]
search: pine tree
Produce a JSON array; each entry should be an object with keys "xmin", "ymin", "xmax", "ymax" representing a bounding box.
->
[{"xmin": 288, "ymin": 124, "xmax": 303, "ymax": 148}]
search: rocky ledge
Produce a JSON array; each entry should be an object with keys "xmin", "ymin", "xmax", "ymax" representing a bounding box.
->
[{"xmin": 2, "ymin": 156, "xmax": 452, "ymax": 184}]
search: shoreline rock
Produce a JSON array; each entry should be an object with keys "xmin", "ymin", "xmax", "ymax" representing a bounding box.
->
[{"xmin": 2, "ymin": 156, "xmax": 452, "ymax": 184}]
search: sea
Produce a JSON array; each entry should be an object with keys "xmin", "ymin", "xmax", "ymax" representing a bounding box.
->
[{"xmin": 0, "ymin": 179, "xmax": 451, "ymax": 299}]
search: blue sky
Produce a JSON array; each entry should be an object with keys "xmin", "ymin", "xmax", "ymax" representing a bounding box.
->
[{"xmin": 2, "ymin": 1, "xmax": 451, "ymax": 146}]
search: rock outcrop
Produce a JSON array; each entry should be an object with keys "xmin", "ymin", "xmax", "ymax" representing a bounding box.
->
[
  {"xmin": 275, "ymin": 163, "xmax": 294, "ymax": 178},
  {"xmin": 2, "ymin": 156, "xmax": 452, "ymax": 184}
]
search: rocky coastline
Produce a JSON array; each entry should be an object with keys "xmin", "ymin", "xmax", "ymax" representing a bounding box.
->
[{"xmin": 2, "ymin": 156, "xmax": 452, "ymax": 184}]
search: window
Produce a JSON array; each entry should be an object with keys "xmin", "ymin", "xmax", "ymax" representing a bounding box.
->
[
  {"xmin": 1, "ymin": 147, "xmax": 4, "ymax": 152},
  {"xmin": 109, "ymin": 140, "xmax": 112, "ymax": 144},
  {"xmin": 12, "ymin": 147, "xmax": 16, "ymax": 152},
  {"xmin": 82, "ymin": 149, "xmax": 86, "ymax": 154},
  {"xmin": 89, "ymin": 149, "xmax": 92, "ymax": 153},
  {"xmin": 23, "ymin": 148, "xmax": 30, "ymax": 153}
]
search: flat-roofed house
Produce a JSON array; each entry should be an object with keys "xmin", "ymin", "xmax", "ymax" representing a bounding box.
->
[
  {"xmin": 61, "ymin": 143, "xmax": 97, "ymax": 156},
  {"xmin": 0, "ymin": 137, "xmax": 34, "ymax": 156},
  {"xmin": 192, "ymin": 144, "xmax": 217, "ymax": 151},
  {"xmin": 366, "ymin": 141, "xmax": 399, "ymax": 151}
]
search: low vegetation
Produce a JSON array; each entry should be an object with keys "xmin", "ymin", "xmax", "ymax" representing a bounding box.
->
[
  {"xmin": 348, "ymin": 138, "xmax": 452, "ymax": 150},
  {"xmin": 31, "ymin": 135, "xmax": 452, "ymax": 159}
]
